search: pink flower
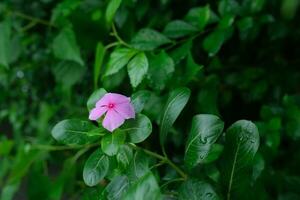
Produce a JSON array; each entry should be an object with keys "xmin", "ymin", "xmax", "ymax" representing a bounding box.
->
[{"xmin": 89, "ymin": 93, "xmax": 135, "ymax": 132}]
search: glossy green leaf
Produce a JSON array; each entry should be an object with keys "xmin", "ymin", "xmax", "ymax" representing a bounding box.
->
[
  {"xmin": 202, "ymin": 144, "xmax": 224, "ymax": 164},
  {"xmin": 94, "ymin": 42, "xmax": 105, "ymax": 88},
  {"xmin": 101, "ymin": 130, "xmax": 126, "ymax": 156},
  {"xmin": 0, "ymin": 20, "xmax": 11, "ymax": 69},
  {"xmin": 185, "ymin": 5, "xmax": 217, "ymax": 29},
  {"xmin": 52, "ymin": 27, "xmax": 84, "ymax": 66},
  {"xmin": 160, "ymin": 87, "xmax": 191, "ymax": 145},
  {"xmin": 123, "ymin": 114, "xmax": 152, "ymax": 143},
  {"xmin": 147, "ymin": 51, "xmax": 175, "ymax": 91},
  {"xmin": 127, "ymin": 151, "xmax": 151, "ymax": 181},
  {"xmin": 83, "ymin": 148, "xmax": 109, "ymax": 187},
  {"xmin": 221, "ymin": 120, "xmax": 260, "ymax": 200},
  {"xmin": 131, "ymin": 90, "xmax": 151, "ymax": 113},
  {"xmin": 87, "ymin": 88, "xmax": 107, "ymax": 111},
  {"xmin": 106, "ymin": 176, "xmax": 129, "ymax": 200},
  {"xmin": 51, "ymin": 119, "xmax": 100, "ymax": 145},
  {"xmin": 185, "ymin": 114, "xmax": 224, "ymax": 169},
  {"xmin": 116, "ymin": 145, "xmax": 133, "ymax": 170},
  {"xmin": 131, "ymin": 28, "xmax": 172, "ymax": 51},
  {"xmin": 203, "ymin": 31, "xmax": 225, "ymax": 56},
  {"xmin": 53, "ymin": 60, "xmax": 86, "ymax": 87},
  {"xmin": 105, "ymin": 0, "xmax": 122, "ymax": 25},
  {"xmin": 163, "ymin": 20, "xmax": 198, "ymax": 38},
  {"xmin": 179, "ymin": 179, "xmax": 220, "ymax": 200},
  {"xmin": 127, "ymin": 52, "xmax": 149, "ymax": 88},
  {"xmin": 184, "ymin": 53, "xmax": 203, "ymax": 84},
  {"xmin": 122, "ymin": 172, "xmax": 162, "ymax": 200},
  {"xmin": 104, "ymin": 48, "xmax": 137, "ymax": 76}
]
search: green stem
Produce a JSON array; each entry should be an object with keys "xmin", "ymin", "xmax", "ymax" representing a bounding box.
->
[
  {"xmin": 128, "ymin": 143, "xmax": 187, "ymax": 180},
  {"xmin": 10, "ymin": 11, "xmax": 56, "ymax": 27},
  {"xmin": 111, "ymin": 24, "xmax": 132, "ymax": 48},
  {"xmin": 104, "ymin": 41, "xmax": 121, "ymax": 50}
]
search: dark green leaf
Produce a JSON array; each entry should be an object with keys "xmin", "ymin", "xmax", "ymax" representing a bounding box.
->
[
  {"xmin": 203, "ymin": 31, "xmax": 225, "ymax": 56},
  {"xmin": 105, "ymin": 0, "xmax": 122, "ymax": 25},
  {"xmin": 221, "ymin": 120, "xmax": 260, "ymax": 199},
  {"xmin": 122, "ymin": 172, "xmax": 162, "ymax": 200},
  {"xmin": 87, "ymin": 88, "xmax": 107, "ymax": 111},
  {"xmin": 147, "ymin": 51, "xmax": 175, "ymax": 91},
  {"xmin": 117, "ymin": 145, "xmax": 133, "ymax": 170},
  {"xmin": 185, "ymin": 5, "xmax": 218, "ymax": 29},
  {"xmin": 160, "ymin": 87, "xmax": 191, "ymax": 145},
  {"xmin": 170, "ymin": 40, "xmax": 192, "ymax": 64},
  {"xmin": 94, "ymin": 42, "xmax": 105, "ymax": 88},
  {"xmin": 83, "ymin": 148, "xmax": 109, "ymax": 187},
  {"xmin": 179, "ymin": 178, "xmax": 220, "ymax": 200},
  {"xmin": 127, "ymin": 52, "xmax": 149, "ymax": 88},
  {"xmin": 127, "ymin": 151, "xmax": 151, "ymax": 181},
  {"xmin": 106, "ymin": 176, "xmax": 129, "ymax": 200},
  {"xmin": 131, "ymin": 28, "xmax": 172, "ymax": 51},
  {"xmin": 184, "ymin": 114, "xmax": 224, "ymax": 169},
  {"xmin": 53, "ymin": 60, "xmax": 86, "ymax": 87},
  {"xmin": 124, "ymin": 114, "xmax": 152, "ymax": 143},
  {"xmin": 51, "ymin": 119, "xmax": 100, "ymax": 145},
  {"xmin": 131, "ymin": 90, "xmax": 151, "ymax": 113},
  {"xmin": 104, "ymin": 48, "xmax": 137, "ymax": 76},
  {"xmin": 0, "ymin": 20, "xmax": 11, "ymax": 69},
  {"xmin": 101, "ymin": 131, "xmax": 126, "ymax": 156},
  {"xmin": 163, "ymin": 20, "xmax": 198, "ymax": 38},
  {"xmin": 52, "ymin": 27, "xmax": 84, "ymax": 66},
  {"xmin": 202, "ymin": 144, "xmax": 224, "ymax": 164}
]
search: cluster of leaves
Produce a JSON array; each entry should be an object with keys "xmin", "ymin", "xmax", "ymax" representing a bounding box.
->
[{"xmin": 1, "ymin": 0, "xmax": 300, "ymax": 199}]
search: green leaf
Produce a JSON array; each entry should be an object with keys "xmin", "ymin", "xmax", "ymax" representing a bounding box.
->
[
  {"xmin": 51, "ymin": 119, "xmax": 101, "ymax": 145},
  {"xmin": 106, "ymin": 176, "xmax": 129, "ymax": 200},
  {"xmin": 131, "ymin": 28, "xmax": 172, "ymax": 51},
  {"xmin": 147, "ymin": 51, "xmax": 175, "ymax": 91},
  {"xmin": 221, "ymin": 120, "xmax": 260, "ymax": 199},
  {"xmin": 104, "ymin": 48, "xmax": 137, "ymax": 76},
  {"xmin": 170, "ymin": 40, "xmax": 192, "ymax": 64},
  {"xmin": 101, "ymin": 131, "xmax": 126, "ymax": 156},
  {"xmin": 127, "ymin": 52, "xmax": 149, "ymax": 88},
  {"xmin": 87, "ymin": 88, "xmax": 107, "ymax": 111},
  {"xmin": 122, "ymin": 172, "xmax": 162, "ymax": 200},
  {"xmin": 163, "ymin": 20, "xmax": 198, "ymax": 38},
  {"xmin": 185, "ymin": 5, "xmax": 218, "ymax": 29},
  {"xmin": 203, "ymin": 31, "xmax": 225, "ymax": 56},
  {"xmin": 184, "ymin": 53, "xmax": 203, "ymax": 84},
  {"xmin": 0, "ymin": 139, "xmax": 14, "ymax": 156},
  {"xmin": 83, "ymin": 148, "xmax": 109, "ymax": 187},
  {"xmin": 117, "ymin": 145, "xmax": 133, "ymax": 170},
  {"xmin": 185, "ymin": 114, "xmax": 224, "ymax": 169},
  {"xmin": 53, "ymin": 60, "xmax": 86, "ymax": 87},
  {"xmin": 123, "ymin": 114, "xmax": 152, "ymax": 143},
  {"xmin": 94, "ymin": 42, "xmax": 105, "ymax": 88},
  {"xmin": 179, "ymin": 178, "xmax": 220, "ymax": 200},
  {"xmin": 126, "ymin": 151, "xmax": 151, "ymax": 180},
  {"xmin": 105, "ymin": 0, "xmax": 122, "ymax": 25},
  {"xmin": 160, "ymin": 87, "xmax": 191, "ymax": 145},
  {"xmin": 0, "ymin": 20, "xmax": 11, "ymax": 69},
  {"xmin": 52, "ymin": 27, "xmax": 84, "ymax": 66},
  {"xmin": 202, "ymin": 144, "xmax": 224, "ymax": 164},
  {"xmin": 131, "ymin": 90, "xmax": 151, "ymax": 113},
  {"xmin": 51, "ymin": 0, "xmax": 81, "ymax": 25}
]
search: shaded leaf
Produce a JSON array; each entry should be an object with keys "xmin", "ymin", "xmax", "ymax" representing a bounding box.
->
[
  {"xmin": 105, "ymin": 0, "xmax": 122, "ymax": 25},
  {"xmin": 127, "ymin": 52, "xmax": 149, "ymax": 88},
  {"xmin": 163, "ymin": 20, "xmax": 198, "ymax": 38},
  {"xmin": 101, "ymin": 130, "xmax": 126, "ymax": 156},
  {"xmin": 131, "ymin": 90, "xmax": 151, "ymax": 113},
  {"xmin": 124, "ymin": 114, "xmax": 152, "ymax": 143}
]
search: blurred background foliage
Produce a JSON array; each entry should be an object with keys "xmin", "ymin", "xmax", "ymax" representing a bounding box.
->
[{"xmin": 0, "ymin": 0, "xmax": 300, "ymax": 199}]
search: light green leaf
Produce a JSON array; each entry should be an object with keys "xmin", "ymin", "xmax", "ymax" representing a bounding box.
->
[
  {"xmin": 105, "ymin": 0, "xmax": 122, "ymax": 25},
  {"xmin": 87, "ymin": 88, "xmax": 107, "ymax": 111},
  {"xmin": 160, "ymin": 87, "xmax": 191, "ymax": 145},
  {"xmin": 122, "ymin": 172, "xmax": 162, "ymax": 200},
  {"xmin": 221, "ymin": 120, "xmax": 260, "ymax": 200},
  {"xmin": 104, "ymin": 48, "xmax": 137, "ymax": 76},
  {"xmin": 123, "ymin": 114, "xmax": 152, "ymax": 143},
  {"xmin": 52, "ymin": 27, "xmax": 84, "ymax": 66},
  {"xmin": 163, "ymin": 20, "xmax": 198, "ymax": 38},
  {"xmin": 94, "ymin": 42, "xmax": 105, "ymax": 88},
  {"xmin": 147, "ymin": 51, "xmax": 175, "ymax": 91},
  {"xmin": 131, "ymin": 90, "xmax": 151, "ymax": 113},
  {"xmin": 53, "ymin": 60, "xmax": 86, "ymax": 87},
  {"xmin": 51, "ymin": 119, "xmax": 101, "ymax": 145},
  {"xmin": 126, "ymin": 151, "xmax": 151, "ymax": 181},
  {"xmin": 0, "ymin": 20, "xmax": 11, "ymax": 69},
  {"xmin": 101, "ymin": 131, "xmax": 126, "ymax": 156},
  {"xmin": 106, "ymin": 176, "xmax": 129, "ymax": 200},
  {"xmin": 83, "ymin": 148, "xmax": 109, "ymax": 187},
  {"xmin": 131, "ymin": 28, "xmax": 172, "ymax": 51},
  {"xmin": 179, "ymin": 179, "xmax": 220, "ymax": 200},
  {"xmin": 117, "ymin": 145, "xmax": 133, "ymax": 170},
  {"xmin": 185, "ymin": 114, "xmax": 224, "ymax": 169},
  {"xmin": 127, "ymin": 52, "xmax": 149, "ymax": 88}
]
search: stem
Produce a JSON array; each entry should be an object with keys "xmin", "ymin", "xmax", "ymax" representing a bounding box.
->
[
  {"xmin": 128, "ymin": 143, "xmax": 187, "ymax": 180},
  {"xmin": 111, "ymin": 24, "xmax": 132, "ymax": 48},
  {"xmin": 10, "ymin": 11, "xmax": 56, "ymax": 28},
  {"xmin": 104, "ymin": 41, "xmax": 121, "ymax": 50}
]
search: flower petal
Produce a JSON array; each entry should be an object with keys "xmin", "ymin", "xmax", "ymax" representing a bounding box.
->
[
  {"xmin": 114, "ymin": 102, "xmax": 135, "ymax": 119},
  {"xmin": 89, "ymin": 107, "xmax": 107, "ymax": 120},
  {"xmin": 95, "ymin": 94, "xmax": 110, "ymax": 107},
  {"xmin": 102, "ymin": 109, "xmax": 125, "ymax": 132},
  {"xmin": 107, "ymin": 93, "xmax": 130, "ymax": 104}
]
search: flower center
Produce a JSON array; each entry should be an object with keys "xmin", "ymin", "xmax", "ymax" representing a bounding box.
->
[{"xmin": 108, "ymin": 103, "xmax": 115, "ymax": 109}]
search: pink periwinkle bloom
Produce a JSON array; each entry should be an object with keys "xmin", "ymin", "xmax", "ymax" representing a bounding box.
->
[{"xmin": 89, "ymin": 93, "xmax": 135, "ymax": 132}]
